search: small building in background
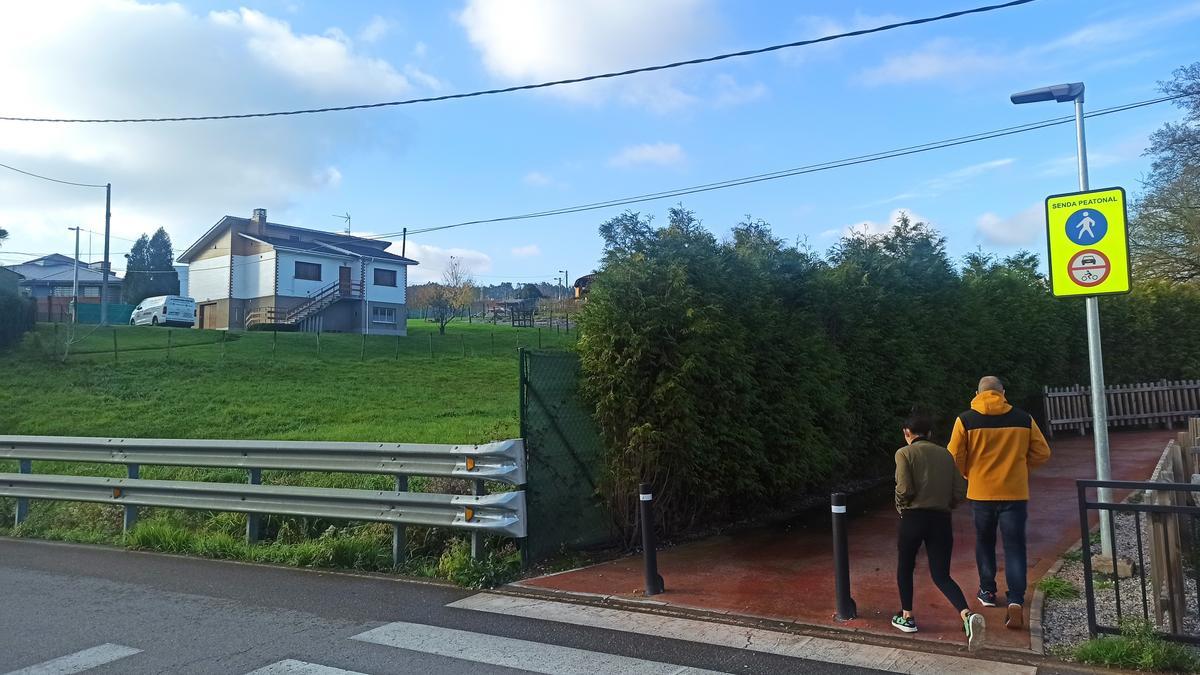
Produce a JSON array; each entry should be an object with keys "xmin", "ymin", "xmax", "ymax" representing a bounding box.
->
[
  {"xmin": 3, "ymin": 253, "xmax": 124, "ymax": 322},
  {"xmin": 177, "ymin": 208, "xmax": 417, "ymax": 334},
  {"xmin": 572, "ymin": 273, "xmax": 595, "ymax": 301}
]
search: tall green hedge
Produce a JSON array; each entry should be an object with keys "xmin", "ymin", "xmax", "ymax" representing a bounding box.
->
[
  {"xmin": 578, "ymin": 208, "xmax": 1200, "ymax": 539},
  {"xmin": 0, "ymin": 289, "xmax": 34, "ymax": 351}
]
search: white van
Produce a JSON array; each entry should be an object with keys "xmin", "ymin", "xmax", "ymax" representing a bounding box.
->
[{"xmin": 130, "ymin": 295, "xmax": 196, "ymax": 327}]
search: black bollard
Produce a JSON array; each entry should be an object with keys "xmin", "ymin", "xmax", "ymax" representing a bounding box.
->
[
  {"xmin": 831, "ymin": 492, "xmax": 857, "ymax": 620},
  {"xmin": 639, "ymin": 482, "xmax": 665, "ymax": 596}
]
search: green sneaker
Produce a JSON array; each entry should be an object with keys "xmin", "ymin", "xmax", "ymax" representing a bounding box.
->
[
  {"xmin": 965, "ymin": 612, "xmax": 986, "ymax": 653},
  {"xmin": 892, "ymin": 613, "xmax": 918, "ymax": 633}
]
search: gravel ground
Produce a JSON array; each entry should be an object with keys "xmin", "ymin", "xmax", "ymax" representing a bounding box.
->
[{"xmin": 1042, "ymin": 508, "xmax": 1200, "ymax": 655}]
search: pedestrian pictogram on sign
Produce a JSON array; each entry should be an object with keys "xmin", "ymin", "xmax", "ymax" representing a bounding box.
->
[
  {"xmin": 1045, "ymin": 187, "xmax": 1131, "ymax": 298},
  {"xmin": 1065, "ymin": 209, "xmax": 1108, "ymax": 245},
  {"xmin": 1068, "ymin": 249, "xmax": 1110, "ymax": 287}
]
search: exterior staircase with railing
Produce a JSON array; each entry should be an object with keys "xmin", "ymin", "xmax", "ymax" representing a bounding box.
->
[{"xmin": 245, "ymin": 280, "xmax": 362, "ymax": 330}]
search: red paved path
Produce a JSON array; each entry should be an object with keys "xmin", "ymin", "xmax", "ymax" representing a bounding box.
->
[{"xmin": 518, "ymin": 430, "xmax": 1172, "ymax": 652}]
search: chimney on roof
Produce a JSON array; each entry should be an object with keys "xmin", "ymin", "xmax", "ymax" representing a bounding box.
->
[{"xmin": 249, "ymin": 208, "xmax": 267, "ymax": 236}]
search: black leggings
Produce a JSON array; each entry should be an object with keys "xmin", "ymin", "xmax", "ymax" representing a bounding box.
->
[{"xmin": 897, "ymin": 509, "xmax": 969, "ymax": 613}]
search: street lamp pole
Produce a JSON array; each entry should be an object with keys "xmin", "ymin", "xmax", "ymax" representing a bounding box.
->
[{"xmin": 1011, "ymin": 82, "xmax": 1112, "ymax": 558}]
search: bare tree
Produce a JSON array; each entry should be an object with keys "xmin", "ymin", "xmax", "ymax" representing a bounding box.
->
[{"xmin": 429, "ymin": 257, "xmax": 475, "ymax": 335}]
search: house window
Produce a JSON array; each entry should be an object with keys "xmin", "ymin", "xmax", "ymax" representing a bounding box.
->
[
  {"xmin": 371, "ymin": 306, "xmax": 397, "ymax": 324},
  {"xmin": 82, "ymin": 286, "xmax": 100, "ymax": 297},
  {"xmin": 295, "ymin": 261, "xmax": 322, "ymax": 281},
  {"xmin": 51, "ymin": 286, "xmax": 73, "ymax": 297},
  {"xmin": 373, "ymin": 268, "xmax": 397, "ymax": 287}
]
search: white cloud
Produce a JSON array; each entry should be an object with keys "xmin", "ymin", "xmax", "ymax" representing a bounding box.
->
[
  {"xmin": 0, "ymin": 2, "xmax": 439, "ymax": 266},
  {"xmin": 860, "ymin": 38, "xmax": 1004, "ymax": 86},
  {"xmin": 787, "ymin": 11, "xmax": 904, "ymax": 65},
  {"xmin": 830, "ymin": 209, "xmax": 931, "ymax": 239},
  {"xmin": 456, "ymin": 0, "xmax": 714, "ymax": 111},
  {"xmin": 860, "ymin": 3, "xmax": 1200, "ymax": 86},
  {"xmin": 211, "ymin": 8, "xmax": 411, "ymax": 96},
  {"xmin": 1035, "ymin": 131, "xmax": 1148, "ymax": 178},
  {"xmin": 358, "ymin": 15, "xmax": 392, "ymax": 44},
  {"xmin": 609, "ymin": 142, "xmax": 686, "ymax": 168},
  {"xmin": 511, "ymin": 244, "xmax": 541, "ymax": 257},
  {"xmin": 315, "ymin": 166, "xmax": 342, "ymax": 188},
  {"xmin": 711, "ymin": 74, "xmax": 768, "ymax": 107},
  {"xmin": 863, "ymin": 159, "xmax": 1013, "ymax": 207},
  {"xmin": 522, "ymin": 171, "xmax": 554, "ymax": 187},
  {"xmin": 925, "ymin": 158, "xmax": 1014, "ymax": 192},
  {"xmin": 976, "ymin": 204, "xmax": 1043, "ymax": 246},
  {"xmin": 395, "ymin": 243, "xmax": 493, "ymax": 284}
]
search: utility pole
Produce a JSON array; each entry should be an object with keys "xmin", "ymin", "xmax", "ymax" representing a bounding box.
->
[
  {"xmin": 69, "ymin": 227, "xmax": 81, "ymax": 324},
  {"xmin": 99, "ymin": 183, "xmax": 112, "ymax": 326}
]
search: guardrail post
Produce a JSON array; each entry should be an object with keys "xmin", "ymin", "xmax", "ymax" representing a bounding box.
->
[
  {"xmin": 124, "ymin": 464, "xmax": 139, "ymax": 532},
  {"xmin": 393, "ymin": 475, "xmax": 408, "ymax": 566},
  {"xmin": 640, "ymin": 482, "xmax": 665, "ymax": 596},
  {"xmin": 246, "ymin": 468, "xmax": 262, "ymax": 543},
  {"xmin": 14, "ymin": 459, "xmax": 31, "ymax": 526},
  {"xmin": 831, "ymin": 492, "xmax": 857, "ymax": 621},
  {"xmin": 471, "ymin": 478, "xmax": 486, "ymax": 559}
]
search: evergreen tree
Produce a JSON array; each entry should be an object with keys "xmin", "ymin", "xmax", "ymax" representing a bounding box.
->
[{"xmin": 122, "ymin": 227, "xmax": 179, "ymax": 304}]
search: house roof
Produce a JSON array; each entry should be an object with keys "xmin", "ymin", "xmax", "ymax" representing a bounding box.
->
[
  {"xmin": 239, "ymin": 233, "xmax": 417, "ymax": 265},
  {"xmin": 179, "ymin": 215, "xmax": 417, "ymax": 265},
  {"xmin": 4, "ymin": 254, "xmax": 122, "ymax": 284},
  {"xmin": 0, "ymin": 267, "xmax": 24, "ymax": 280}
]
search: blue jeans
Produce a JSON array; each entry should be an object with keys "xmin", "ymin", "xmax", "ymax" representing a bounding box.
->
[{"xmin": 973, "ymin": 500, "xmax": 1028, "ymax": 606}]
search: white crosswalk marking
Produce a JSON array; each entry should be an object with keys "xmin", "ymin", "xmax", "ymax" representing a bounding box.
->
[
  {"xmin": 3, "ymin": 644, "xmax": 142, "ymax": 675},
  {"xmin": 352, "ymin": 621, "xmax": 725, "ymax": 675},
  {"xmin": 243, "ymin": 660, "xmax": 367, "ymax": 675},
  {"xmin": 449, "ymin": 593, "xmax": 1038, "ymax": 675}
]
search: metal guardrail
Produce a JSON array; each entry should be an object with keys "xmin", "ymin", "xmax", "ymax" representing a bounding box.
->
[
  {"xmin": 0, "ymin": 474, "xmax": 526, "ymax": 538},
  {"xmin": 1, "ymin": 434, "xmax": 529, "ymax": 562},
  {"xmin": 0, "ymin": 436, "xmax": 526, "ymax": 485}
]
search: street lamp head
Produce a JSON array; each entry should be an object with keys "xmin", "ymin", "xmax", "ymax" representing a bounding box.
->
[{"xmin": 1010, "ymin": 82, "xmax": 1084, "ymax": 105}]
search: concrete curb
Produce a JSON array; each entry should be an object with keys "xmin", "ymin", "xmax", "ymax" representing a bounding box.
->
[
  {"xmin": 498, "ymin": 581, "xmax": 1072, "ymax": 669},
  {"xmin": 1030, "ymin": 545, "xmax": 1074, "ymax": 655}
]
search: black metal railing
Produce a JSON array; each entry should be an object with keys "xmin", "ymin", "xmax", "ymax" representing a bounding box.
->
[{"xmin": 1077, "ymin": 479, "xmax": 1200, "ymax": 644}]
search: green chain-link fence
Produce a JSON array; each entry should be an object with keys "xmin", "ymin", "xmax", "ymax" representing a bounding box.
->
[{"xmin": 520, "ymin": 348, "xmax": 615, "ymax": 562}]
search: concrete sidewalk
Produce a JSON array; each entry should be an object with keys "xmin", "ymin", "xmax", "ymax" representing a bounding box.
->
[{"xmin": 517, "ymin": 430, "xmax": 1172, "ymax": 653}]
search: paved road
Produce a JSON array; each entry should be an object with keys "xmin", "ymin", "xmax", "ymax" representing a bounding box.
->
[{"xmin": 0, "ymin": 538, "xmax": 896, "ymax": 674}]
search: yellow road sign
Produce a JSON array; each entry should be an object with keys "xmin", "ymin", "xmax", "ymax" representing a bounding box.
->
[{"xmin": 1045, "ymin": 186, "xmax": 1131, "ymax": 297}]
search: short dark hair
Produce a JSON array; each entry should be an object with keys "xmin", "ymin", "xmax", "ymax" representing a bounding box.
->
[{"xmin": 903, "ymin": 409, "xmax": 934, "ymax": 437}]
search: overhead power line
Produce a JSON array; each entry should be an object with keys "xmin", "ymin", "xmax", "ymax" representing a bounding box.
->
[
  {"xmin": 0, "ymin": 161, "xmax": 106, "ymax": 188},
  {"xmin": 367, "ymin": 93, "xmax": 1184, "ymax": 240},
  {"xmin": 0, "ymin": 0, "xmax": 1038, "ymax": 124}
]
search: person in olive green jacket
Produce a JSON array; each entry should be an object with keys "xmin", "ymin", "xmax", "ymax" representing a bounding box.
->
[{"xmin": 893, "ymin": 410, "xmax": 986, "ymax": 653}]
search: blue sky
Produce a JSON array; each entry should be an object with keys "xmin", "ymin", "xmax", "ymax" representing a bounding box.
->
[{"xmin": 0, "ymin": 0, "xmax": 1196, "ymax": 284}]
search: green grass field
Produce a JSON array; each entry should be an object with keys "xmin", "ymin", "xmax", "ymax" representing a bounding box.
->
[
  {"xmin": 3, "ymin": 318, "xmax": 573, "ymax": 441},
  {"xmin": 0, "ymin": 318, "xmax": 576, "ymax": 584}
]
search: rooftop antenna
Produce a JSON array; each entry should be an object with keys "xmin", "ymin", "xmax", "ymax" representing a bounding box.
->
[{"xmin": 332, "ymin": 212, "xmax": 351, "ymax": 236}]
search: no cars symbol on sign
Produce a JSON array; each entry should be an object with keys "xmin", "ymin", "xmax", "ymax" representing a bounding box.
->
[{"xmin": 1068, "ymin": 249, "xmax": 1111, "ymax": 288}]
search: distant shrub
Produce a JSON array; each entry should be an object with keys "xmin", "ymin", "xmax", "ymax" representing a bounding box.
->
[{"xmin": 0, "ymin": 289, "xmax": 34, "ymax": 351}]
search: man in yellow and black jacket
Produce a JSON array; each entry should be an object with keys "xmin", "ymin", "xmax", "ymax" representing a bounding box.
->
[{"xmin": 948, "ymin": 376, "xmax": 1051, "ymax": 631}]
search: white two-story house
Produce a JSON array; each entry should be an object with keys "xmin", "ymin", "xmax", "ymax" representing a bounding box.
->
[{"xmin": 177, "ymin": 209, "xmax": 417, "ymax": 334}]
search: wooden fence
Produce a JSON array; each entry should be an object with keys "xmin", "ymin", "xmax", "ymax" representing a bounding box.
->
[{"xmin": 1043, "ymin": 380, "xmax": 1200, "ymax": 437}]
